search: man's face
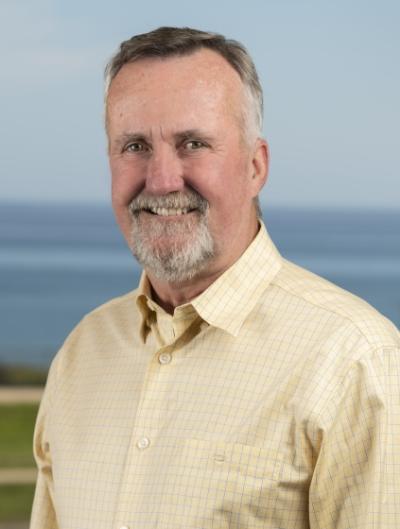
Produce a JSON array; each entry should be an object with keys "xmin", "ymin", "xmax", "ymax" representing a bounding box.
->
[{"xmin": 107, "ymin": 48, "xmax": 267, "ymax": 284}]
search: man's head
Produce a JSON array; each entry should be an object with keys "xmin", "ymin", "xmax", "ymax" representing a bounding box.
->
[
  {"xmin": 105, "ymin": 26, "xmax": 264, "ymax": 144},
  {"xmin": 105, "ymin": 27, "xmax": 269, "ymax": 285}
]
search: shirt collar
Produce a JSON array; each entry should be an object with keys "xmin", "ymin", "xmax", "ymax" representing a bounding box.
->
[
  {"xmin": 136, "ymin": 274, "xmax": 154, "ymax": 342},
  {"xmin": 192, "ymin": 222, "xmax": 282, "ymax": 336},
  {"xmin": 135, "ymin": 221, "xmax": 282, "ymax": 339}
]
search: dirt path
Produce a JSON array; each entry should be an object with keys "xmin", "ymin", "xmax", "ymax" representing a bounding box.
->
[
  {"xmin": 0, "ymin": 387, "xmax": 41, "ymax": 527},
  {"xmin": 0, "ymin": 523, "xmax": 29, "ymax": 529},
  {"xmin": 0, "ymin": 387, "xmax": 43, "ymax": 404},
  {"xmin": 0, "ymin": 468, "xmax": 37, "ymax": 485}
]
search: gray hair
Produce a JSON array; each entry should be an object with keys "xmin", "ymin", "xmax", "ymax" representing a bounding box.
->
[{"xmin": 104, "ymin": 26, "xmax": 264, "ymax": 140}]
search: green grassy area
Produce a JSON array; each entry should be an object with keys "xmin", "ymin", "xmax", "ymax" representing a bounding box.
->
[
  {"xmin": 0, "ymin": 404, "xmax": 39, "ymax": 468},
  {"xmin": 0, "ymin": 483, "xmax": 35, "ymax": 521},
  {"xmin": 0, "ymin": 364, "xmax": 47, "ymax": 386}
]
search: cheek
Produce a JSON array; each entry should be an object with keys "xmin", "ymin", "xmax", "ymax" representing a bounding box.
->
[
  {"xmin": 110, "ymin": 158, "xmax": 144, "ymax": 207},
  {"xmin": 188, "ymin": 156, "xmax": 250, "ymax": 208},
  {"xmin": 109, "ymin": 160, "xmax": 144, "ymax": 242}
]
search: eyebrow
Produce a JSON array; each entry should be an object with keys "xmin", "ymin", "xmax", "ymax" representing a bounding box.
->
[
  {"xmin": 113, "ymin": 132, "xmax": 148, "ymax": 149},
  {"xmin": 114, "ymin": 129, "xmax": 214, "ymax": 148},
  {"xmin": 174, "ymin": 129, "xmax": 214, "ymax": 143}
]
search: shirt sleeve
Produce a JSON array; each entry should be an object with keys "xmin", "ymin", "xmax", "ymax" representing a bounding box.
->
[
  {"xmin": 29, "ymin": 360, "xmax": 59, "ymax": 529},
  {"xmin": 309, "ymin": 345, "xmax": 400, "ymax": 528}
]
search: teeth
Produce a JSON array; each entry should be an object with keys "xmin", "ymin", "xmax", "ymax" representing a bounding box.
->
[{"xmin": 148, "ymin": 207, "xmax": 190, "ymax": 216}]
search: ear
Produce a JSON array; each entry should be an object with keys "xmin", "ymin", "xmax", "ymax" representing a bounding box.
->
[{"xmin": 250, "ymin": 138, "xmax": 269, "ymax": 197}]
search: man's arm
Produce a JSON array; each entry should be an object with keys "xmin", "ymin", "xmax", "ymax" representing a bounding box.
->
[
  {"xmin": 30, "ymin": 362, "xmax": 58, "ymax": 529},
  {"xmin": 309, "ymin": 345, "xmax": 400, "ymax": 528},
  {"xmin": 30, "ymin": 470, "xmax": 58, "ymax": 529}
]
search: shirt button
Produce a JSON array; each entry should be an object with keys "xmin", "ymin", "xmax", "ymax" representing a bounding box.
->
[
  {"xmin": 159, "ymin": 352, "xmax": 172, "ymax": 364},
  {"xmin": 137, "ymin": 437, "xmax": 150, "ymax": 450}
]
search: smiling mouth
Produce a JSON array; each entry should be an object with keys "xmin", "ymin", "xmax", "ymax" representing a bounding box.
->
[{"xmin": 143, "ymin": 207, "xmax": 196, "ymax": 216}]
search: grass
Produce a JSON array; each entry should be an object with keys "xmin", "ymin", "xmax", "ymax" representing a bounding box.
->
[
  {"xmin": 0, "ymin": 404, "xmax": 39, "ymax": 468},
  {"xmin": 0, "ymin": 484, "xmax": 35, "ymax": 521},
  {"xmin": 0, "ymin": 364, "xmax": 47, "ymax": 386},
  {"xmin": 0, "ymin": 371, "xmax": 43, "ymax": 521}
]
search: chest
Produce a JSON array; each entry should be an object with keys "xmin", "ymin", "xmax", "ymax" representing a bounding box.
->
[{"xmin": 50, "ymin": 326, "xmax": 320, "ymax": 529}]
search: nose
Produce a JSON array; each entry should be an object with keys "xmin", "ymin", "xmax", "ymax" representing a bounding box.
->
[{"xmin": 145, "ymin": 145, "xmax": 185, "ymax": 195}]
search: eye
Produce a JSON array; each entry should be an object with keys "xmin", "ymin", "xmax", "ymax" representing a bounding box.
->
[
  {"xmin": 125, "ymin": 142, "xmax": 148, "ymax": 153},
  {"xmin": 184, "ymin": 140, "xmax": 206, "ymax": 150}
]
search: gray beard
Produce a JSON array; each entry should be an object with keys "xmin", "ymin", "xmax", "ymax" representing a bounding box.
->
[{"xmin": 128, "ymin": 190, "xmax": 215, "ymax": 283}]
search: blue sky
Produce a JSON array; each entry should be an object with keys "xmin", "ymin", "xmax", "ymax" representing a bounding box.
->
[{"xmin": 1, "ymin": 0, "xmax": 399, "ymax": 209}]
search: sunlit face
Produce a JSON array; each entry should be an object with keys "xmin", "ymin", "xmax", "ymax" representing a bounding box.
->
[{"xmin": 107, "ymin": 49, "xmax": 268, "ymax": 283}]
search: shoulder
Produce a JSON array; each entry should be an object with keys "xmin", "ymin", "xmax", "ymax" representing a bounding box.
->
[
  {"xmin": 68, "ymin": 288, "xmax": 141, "ymax": 337},
  {"xmin": 266, "ymin": 258, "xmax": 399, "ymax": 349},
  {"xmin": 50, "ymin": 288, "xmax": 142, "ymax": 372},
  {"xmin": 83, "ymin": 288, "xmax": 140, "ymax": 325},
  {"xmin": 261, "ymin": 259, "xmax": 399, "ymax": 433}
]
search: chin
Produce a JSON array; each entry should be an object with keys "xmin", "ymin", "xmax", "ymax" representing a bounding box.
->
[{"xmin": 130, "ymin": 225, "xmax": 214, "ymax": 283}]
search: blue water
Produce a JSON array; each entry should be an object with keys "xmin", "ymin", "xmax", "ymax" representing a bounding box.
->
[{"xmin": 0, "ymin": 202, "xmax": 399, "ymax": 367}]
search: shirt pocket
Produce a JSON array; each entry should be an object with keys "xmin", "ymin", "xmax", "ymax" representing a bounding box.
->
[
  {"xmin": 183, "ymin": 437, "xmax": 283, "ymax": 480},
  {"xmin": 159, "ymin": 438, "xmax": 285, "ymax": 528}
]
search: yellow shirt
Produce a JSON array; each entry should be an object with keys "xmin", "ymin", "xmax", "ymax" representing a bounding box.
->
[{"xmin": 30, "ymin": 222, "xmax": 400, "ymax": 529}]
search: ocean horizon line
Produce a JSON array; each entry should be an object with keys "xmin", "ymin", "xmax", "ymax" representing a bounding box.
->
[{"xmin": 1, "ymin": 199, "xmax": 399, "ymax": 216}]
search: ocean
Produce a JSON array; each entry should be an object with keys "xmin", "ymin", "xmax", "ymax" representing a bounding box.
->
[{"xmin": 0, "ymin": 202, "xmax": 399, "ymax": 368}]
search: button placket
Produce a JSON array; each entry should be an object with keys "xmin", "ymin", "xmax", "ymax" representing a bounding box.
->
[
  {"xmin": 159, "ymin": 352, "xmax": 172, "ymax": 365},
  {"xmin": 137, "ymin": 436, "xmax": 150, "ymax": 450},
  {"xmin": 113, "ymin": 336, "xmax": 172, "ymax": 527}
]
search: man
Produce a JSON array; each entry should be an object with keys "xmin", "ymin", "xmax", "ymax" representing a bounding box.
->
[{"xmin": 30, "ymin": 27, "xmax": 400, "ymax": 529}]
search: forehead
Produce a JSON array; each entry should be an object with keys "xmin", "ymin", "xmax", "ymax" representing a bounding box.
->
[{"xmin": 106, "ymin": 49, "xmax": 245, "ymax": 129}]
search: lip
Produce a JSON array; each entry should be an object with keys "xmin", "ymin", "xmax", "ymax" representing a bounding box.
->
[{"xmin": 139, "ymin": 209, "xmax": 198, "ymax": 220}]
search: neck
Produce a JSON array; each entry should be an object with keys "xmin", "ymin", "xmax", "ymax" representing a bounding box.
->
[
  {"xmin": 147, "ymin": 267, "xmax": 224, "ymax": 314},
  {"xmin": 147, "ymin": 218, "xmax": 261, "ymax": 314}
]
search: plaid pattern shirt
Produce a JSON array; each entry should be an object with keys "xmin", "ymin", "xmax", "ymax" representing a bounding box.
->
[{"xmin": 31, "ymin": 222, "xmax": 400, "ymax": 529}]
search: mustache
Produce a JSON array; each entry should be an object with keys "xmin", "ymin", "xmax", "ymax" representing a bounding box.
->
[{"xmin": 128, "ymin": 189, "xmax": 209, "ymax": 216}]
